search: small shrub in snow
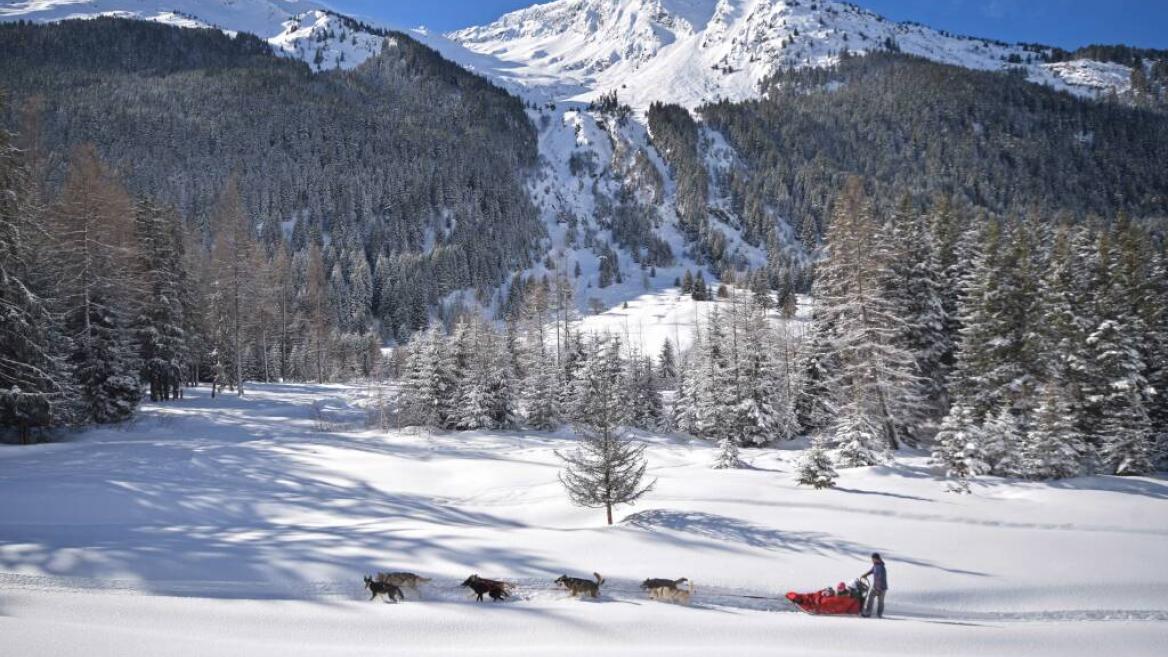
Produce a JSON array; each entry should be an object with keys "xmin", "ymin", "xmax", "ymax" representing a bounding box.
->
[
  {"xmin": 797, "ymin": 442, "xmax": 838, "ymax": 489},
  {"xmin": 712, "ymin": 437, "xmax": 746, "ymax": 469}
]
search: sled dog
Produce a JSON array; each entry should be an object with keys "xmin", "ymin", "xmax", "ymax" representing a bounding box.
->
[
  {"xmin": 364, "ymin": 575, "xmax": 404, "ymax": 602},
  {"xmin": 376, "ymin": 572, "xmax": 432, "ymax": 595},
  {"xmin": 555, "ymin": 573, "xmax": 605, "ymax": 598},
  {"xmin": 461, "ymin": 574, "xmax": 510, "ymax": 602}
]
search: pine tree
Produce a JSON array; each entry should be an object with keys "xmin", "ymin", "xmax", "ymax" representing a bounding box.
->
[
  {"xmin": 51, "ymin": 146, "xmax": 141, "ymax": 424},
  {"xmin": 712, "ymin": 436, "xmax": 746, "ymax": 469},
  {"xmin": 881, "ymin": 196, "xmax": 950, "ymax": 436},
  {"xmin": 658, "ymin": 339, "xmax": 678, "ymax": 381},
  {"xmin": 982, "ymin": 405, "xmax": 1023, "ymax": 477},
  {"xmin": 931, "ymin": 403, "xmax": 989, "ymax": 491},
  {"xmin": 569, "ymin": 335, "xmax": 626, "ymax": 427},
  {"xmin": 950, "ymin": 219, "xmax": 1044, "ymax": 420},
  {"xmin": 401, "ymin": 324, "xmax": 456, "ymax": 428},
  {"xmin": 133, "ymin": 198, "xmax": 186, "ymax": 402},
  {"xmin": 672, "ymin": 347, "xmax": 699, "ymax": 435},
  {"xmin": 1037, "ymin": 226, "xmax": 1094, "ymax": 447},
  {"xmin": 1023, "ymin": 384, "xmax": 1086, "ymax": 480},
  {"xmin": 0, "ymin": 111, "xmax": 66, "ymax": 440},
  {"xmin": 833, "ymin": 395, "xmax": 889, "ymax": 468},
  {"xmin": 624, "ymin": 354, "xmax": 663, "ymax": 430},
  {"xmin": 813, "ymin": 178, "xmax": 921, "ymax": 456},
  {"xmin": 797, "ymin": 439, "xmax": 838, "ymax": 489}
]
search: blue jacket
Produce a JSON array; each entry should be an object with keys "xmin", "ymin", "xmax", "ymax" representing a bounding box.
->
[{"xmin": 864, "ymin": 562, "xmax": 888, "ymax": 591}]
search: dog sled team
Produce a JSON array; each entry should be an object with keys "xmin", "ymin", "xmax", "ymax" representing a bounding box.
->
[{"xmin": 364, "ymin": 553, "xmax": 888, "ymax": 618}]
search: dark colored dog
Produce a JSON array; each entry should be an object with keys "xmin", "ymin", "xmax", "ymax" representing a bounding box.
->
[
  {"xmin": 640, "ymin": 577, "xmax": 688, "ymax": 593},
  {"xmin": 461, "ymin": 574, "xmax": 510, "ymax": 602},
  {"xmin": 364, "ymin": 575, "xmax": 404, "ymax": 603},
  {"xmin": 555, "ymin": 572, "xmax": 604, "ymax": 598}
]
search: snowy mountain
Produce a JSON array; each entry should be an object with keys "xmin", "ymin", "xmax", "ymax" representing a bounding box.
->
[
  {"xmin": 0, "ymin": 0, "xmax": 395, "ymax": 71},
  {"xmin": 2, "ymin": 0, "xmax": 1149, "ymax": 109},
  {"xmin": 448, "ymin": 0, "xmax": 1141, "ymax": 109}
]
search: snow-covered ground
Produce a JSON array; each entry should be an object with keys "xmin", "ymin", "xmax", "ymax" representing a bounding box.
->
[{"xmin": 1, "ymin": 383, "xmax": 1165, "ymax": 655}]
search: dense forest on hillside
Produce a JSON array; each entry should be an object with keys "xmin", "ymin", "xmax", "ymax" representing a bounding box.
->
[
  {"xmin": 0, "ymin": 18, "xmax": 542, "ymax": 339},
  {"xmin": 695, "ymin": 52, "xmax": 1168, "ymax": 248}
]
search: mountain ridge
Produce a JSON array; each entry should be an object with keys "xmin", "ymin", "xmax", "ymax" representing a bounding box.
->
[{"xmin": 2, "ymin": 0, "xmax": 1160, "ymax": 110}]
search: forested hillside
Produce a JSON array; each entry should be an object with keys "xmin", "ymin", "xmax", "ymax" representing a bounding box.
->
[
  {"xmin": 698, "ymin": 52, "xmax": 1168, "ymax": 247},
  {"xmin": 0, "ymin": 18, "xmax": 542, "ymax": 339}
]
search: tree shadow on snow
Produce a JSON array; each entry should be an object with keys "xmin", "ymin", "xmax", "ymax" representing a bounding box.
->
[
  {"xmin": 1042, "ymin": 475, "xmax": 1168, "ymax": 500},
  {"xmin": 0, "ymin": 389, "xmax": 562, "ymax": 601},
  {"xmin": 623, "ymin": 510, "xmax": 989, "ymax": 578}
]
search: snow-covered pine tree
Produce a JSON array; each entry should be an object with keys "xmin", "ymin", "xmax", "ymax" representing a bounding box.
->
[
  {"xmin": 1036, "ymin": 226, "xmax": 1095, "ymax": 450},
  {"xmin": 881, "ymin": 196, "xmax": 950, "ymax": 437},
  {"xmin": 449, "ymin": 317, "xmax": 515, "ymax": 431},
  {"xmin": 658, "ymin": 338, "xmax": 678, "ymax": 382},
  {"xmin": 672, "ymin": 346, "xmax": 699, "ymax": 435},
  {"xmin": 401, "ymin": 324, "xmax": 456, "ymax": 428},
  {"xmin": 1089, "ymin": 320, "xmax": 1155, "ymax": 475},
  {"xmin": 950, "ymin": 219, "xmax": 1044, "ymax": 421},
  {"xmin": 0, "ymin": 113, "xmax": 67, "ymax": 440},
  {"xmin": 515, "ymin": 279, "xmax": 559, "ymax": 430},
  {"xmin": 569, "ymin": 335, "xmax": 626, "ymax": 427},
  {"xmin": 833, "ymin": 393, "xmax": 890, "ymax": 468},
  {"xmin": 712, "ymin": 436, "xmax": 746, "ymax": 469},
  {"xmin": 812, "ymin": 178, "xmax": 921, "ymax": 457},
  {"xmin": 931, "ymin": 403, "xmax": 989, "ymax": 492},
  {"xmin": 524, "ymin": 351, "xmax": 560, "ymax": 430},
  {"xmin": 1023, "ymin": 384, "xmax": 1086, "ymax": 480},
  {"xmin": 1141, "ymin": 249, "xmax": 1168, "ymax": 466},
  {"xmin": 133, "ymin": 198, "xmax": 187, "ymax": 402},
  {"xmin": 624, "ymin": 353, "xmax": 663, "ymax": 431},
  {"xmin": 732, "ymin": 301, "xmax": 789, "ymax": 445},
  {"xmin": 51, "ymin": 146, "xmax": 141, "ymax": 424},
  {"xmin": 982, "ymin": 405, "xmax": 1024, "ymax": 477},
  {"xmin": 693, "ymin": 309, "xmax": 735, "ymax": 442},
  {"xmin": 797, "ymin": 438, "xmax": 838, "ymax": 489}
]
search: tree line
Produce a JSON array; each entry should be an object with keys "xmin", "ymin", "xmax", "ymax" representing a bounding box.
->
[{"xmin": 0, "ymin": 128, "xmax": 385, "ymax": 441}]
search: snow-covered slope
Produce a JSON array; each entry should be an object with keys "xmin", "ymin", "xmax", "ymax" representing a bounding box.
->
[
  {"xmin": 448, "ymin": 0, "xmax": 1139, "ymax": 109},
  {"xmin": 268, "ymin": 9, "xmax": 388, "ymax": 72},
  {"xmin": 1, "ymin": 384, "xmax": 1165, "ymax": 656}
]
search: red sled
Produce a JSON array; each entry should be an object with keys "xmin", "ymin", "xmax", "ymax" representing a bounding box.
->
[{"xmin": 786, "ymin": 580, "xmax": 868, "ymax": 615}]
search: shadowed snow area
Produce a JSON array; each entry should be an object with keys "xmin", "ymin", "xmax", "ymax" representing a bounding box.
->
[{"xmin": 1, "ymin": 383, "xmax": 1165, "ymax": 656}]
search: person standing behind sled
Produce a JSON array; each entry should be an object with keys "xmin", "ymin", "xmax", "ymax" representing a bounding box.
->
[{"xmin": 861, "ymin": 553, "xmax": 888, "ymax": 618}]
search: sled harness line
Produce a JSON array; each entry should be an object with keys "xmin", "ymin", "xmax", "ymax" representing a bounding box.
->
[{"xmin": 434, "ymin": 583, "xmax": 792, "ymax": 602}]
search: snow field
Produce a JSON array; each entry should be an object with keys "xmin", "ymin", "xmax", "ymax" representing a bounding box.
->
[{"xmin": 1, "ymin": 383, "xmax": 1165, "ymax": 655}]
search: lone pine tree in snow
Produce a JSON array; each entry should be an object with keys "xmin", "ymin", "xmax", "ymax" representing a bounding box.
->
[
  {"xmin": 712, "ymin": 437, "xmax": 746, "ymax": 469},
  {"xmin": 558, "ymin": 335, "xmax": 655, "ymax": 525},
  {"xmin": 797, "ymin": 439, "xmax": 838, "ymax": 489},
  {"xmin": 557, "ymin": 425, "xmax": 656, "ymax": 525}
]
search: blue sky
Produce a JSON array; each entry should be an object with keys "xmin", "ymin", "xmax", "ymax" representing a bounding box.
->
[{"xmin": 330, "ymin": 1, "xmax": 1168, "ymax": 50}]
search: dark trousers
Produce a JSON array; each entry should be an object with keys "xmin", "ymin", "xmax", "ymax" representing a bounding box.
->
[{"xmin": 864, "ymin": 589, "xmax": 886, "ymax": 618}]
